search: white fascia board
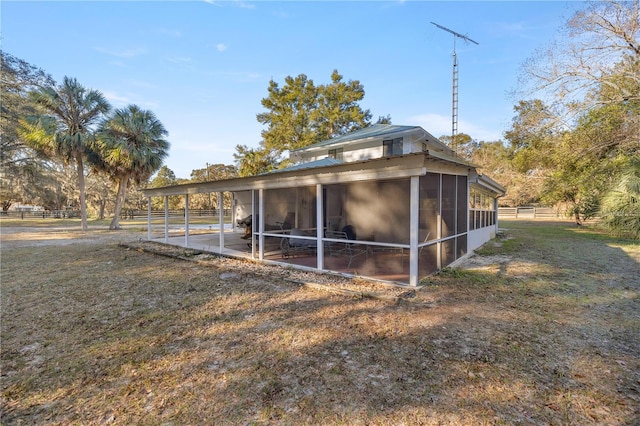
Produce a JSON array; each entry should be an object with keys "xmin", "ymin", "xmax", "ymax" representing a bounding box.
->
[
  {"xmin": 143, "ymin": 155, "xmax": 428, "ymax": 197},
  {"xmin": 419, "ymin": 129, "xmax": 456, "ymax": 155},
  {"xmin": 471, "ymin": 174, "xmax": 507, "ymax": 196},
  {"xmin": 424, "ymin": 149, "xmax": 477, "ymax": 168}
]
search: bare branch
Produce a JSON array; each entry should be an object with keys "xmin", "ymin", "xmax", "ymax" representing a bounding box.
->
[{"xmin": 517, "ymin": 0, "xmax": 639, "ymax": 118}]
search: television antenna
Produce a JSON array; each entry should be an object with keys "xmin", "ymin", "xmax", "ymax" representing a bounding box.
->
[{"xmin": 431, "ymin": 22, "xmax": 478, "ymax": 155}]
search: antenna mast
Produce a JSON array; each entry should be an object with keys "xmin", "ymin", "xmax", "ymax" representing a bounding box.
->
[{"xmin": 431, "ymin": 22, "xmax": 478, "ymax": 155}]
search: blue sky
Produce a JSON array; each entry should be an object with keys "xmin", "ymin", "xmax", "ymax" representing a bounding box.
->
[{"xmin": 2, "ymin": 1, "xmax": 583, "ymax": 179}]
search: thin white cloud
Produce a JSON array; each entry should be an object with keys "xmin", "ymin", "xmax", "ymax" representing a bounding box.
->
[
  {"xmin": 166, "ymin": 56, "xmax": 193, "ymax": 64},
  {"xmin": 488, "ymin": 20, "xmax": 556, "ymax": 41},
  {"xmin": 95, "ymin": 46, "xmax": 148, "ymax": 58},
  {"xmin": 107, "ymin": 60, "xmax": 127, "ymax": 68},
  {"xmin": 234, "ymin": 1, "xmax": 255, "ymax": 10},
  {"xmin": 458, "ymin": 120, "xmax": 502, "ymax": 142},
  {"xmin": 182, "ymin": 142, "xmax": 237, "ymax": 154},
  {"xmin": 207, "ymin": 70, "xmax": 264, "ymax": 82},
  {"xmin": 125, "ymin": 79, "xmax": 157, "ymax": 89},
  {"xmin": 408, "ymin": 113, "xmax": 502, "ymax": 142},
  {"xmin": 408, "ymin": 113, "xmax": 451, "ymax": 138},
  {"xmin": 103, "ymin": 91, "xmax": 158, "ymax": 109},
  {"xmin": 271, "ymin": 9, "xmax": 289, "ymax": 19},
  {"xmin": 103, "ymin": 91, "xmax": 130, "ymax": 107},
  {"xmin": 498, "ymin": 22, "xmax": 528, "ymax": 33},
  {"xmin": 216, "ymin": 43, "xmax": 228, "ymax": 52},
  {"xmin": 158, "ymin": 28, "xmax": 182, "ymax": 38},
  {"xmin": 203, "ymin": 0, "xmax": 254, "ymax": 9}
]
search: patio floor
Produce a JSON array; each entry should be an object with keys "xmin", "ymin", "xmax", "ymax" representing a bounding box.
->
[{"xmin": 150, "ymin": 229, "xmax": 411, "ymax": 284}]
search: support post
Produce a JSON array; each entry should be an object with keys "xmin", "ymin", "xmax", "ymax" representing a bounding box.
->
[
  {"xmin": 185, "ymin": 194, "xmax": 190, "ymax": 247},
  {"xmin": 437, "ymin": 174, "xmax": 442, "ymax": 270},
  {"xmin": 258, "ymin": 189, "xmax": 264, "ymax": 261},
  {"xmin": 251, "ymin": 190, "xmax": 256, "ymax": 259},
  {"xmin": 316, "ymin": 184, "xmax": 324, "ymax": 271},
  {"xmin": 409, "ymin": 176, "xmax": 419, "ymax": 286},
  {"xmin": 494, "ymin": 198, "xmax": 499, "ymax": 233},
  {"xmin": 147, "ymin": 197, "xmax": 152, "ymax": 240},
  {"xmin": 231, "ymin": 193, "xmax": 236, "ymax": 233},
  {"xmin": 218, "ymin": 192, "xmax": 224, "ymax": 253},
  {"xmin": 164, "ymin": 196, "xmax": 169, "ymax": 244}
]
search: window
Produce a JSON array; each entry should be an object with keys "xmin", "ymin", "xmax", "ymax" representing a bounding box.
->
[
  {"xmin": 328, "ymin": 148, "xmax": 343, "ymax": 160},
  {"xmin": 469, "ymin": 188, "xmax": 496, "ymax": 230},
  {"xmin": 383, "ymin": 137, "xmax": 403, "ymax": 156}
]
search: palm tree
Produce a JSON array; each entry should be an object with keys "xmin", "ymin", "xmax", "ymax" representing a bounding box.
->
[
  {"xmin": 20, "ymin": 76, "xmax": 111, "ymax": 231},
  {"xmin": 600, "ymin": 159, "xmax": 640, "ymax": 239},
  {"xmin": 95, "ymin": 105, "xmax": 170, "ymax": 230}
]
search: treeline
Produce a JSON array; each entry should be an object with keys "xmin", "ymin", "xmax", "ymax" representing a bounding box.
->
[{"xmin": 2, "ymin": 53, "xmax": 170, "ymax": 231}]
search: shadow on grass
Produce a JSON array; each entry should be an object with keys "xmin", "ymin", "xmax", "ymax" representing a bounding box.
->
[{"xmin": 1, "ymin": 221, "xmax": 639, "ymax": 424}]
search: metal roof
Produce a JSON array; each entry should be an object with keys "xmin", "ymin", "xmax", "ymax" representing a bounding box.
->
[
  {"xmin": 267, "ymin": 157, "xmax": 343, "ymax": 174},
  {"xmin": 472, "ymin": 174, "xmax": 507, "ymax": 196},
  {"xmin": 290, "ymin": 124, "xmax": 422, "ymax": 152}
]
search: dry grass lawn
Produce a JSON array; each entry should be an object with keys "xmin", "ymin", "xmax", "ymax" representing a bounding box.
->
[{"xmin": 1, "ymin": 219, "xmax": 638, "ymax": 425}]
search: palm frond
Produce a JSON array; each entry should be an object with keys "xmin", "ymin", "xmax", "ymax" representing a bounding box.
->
[{"xmin": 600, "ymin": 158, "xmax": 640, "ymax": 239}]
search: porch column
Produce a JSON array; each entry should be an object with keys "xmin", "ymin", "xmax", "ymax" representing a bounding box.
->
[
  {"xmin": 437, "ymin": 174, "xmax": 442, "ymax": 270},
  {"xmin": 164, "ymin": 196, "xmax": 169, "ymax": 243},
  {"xmin": 231, "ymin": 193, "xmax": 236, "ymax": 233},
  {"xmin": 184, "ymin": 194, "xmax": 190, "ymax": 247},
  {"xmin": 316, "ymin": 183, "xmax": 324, "ymax": 270},
  {"xmin": 494, "ymin": 197, "xmax": 499, "ymax": 233},
  {"xmin": 251, "ymin": 190, "xmax": 256, "ymax": 259},
  {"xmin": 147, "ymin": 197, "xmax": 151, "ymax": 240},
  {"xmin": 218, "ymin": 192, "xmax": 224, "ymax": 253},
  {"xmin": 409, "ymin": 176, "xmax": 419, "ymax": 287},
  {"xmin": 258, "ymin": 189, "xmax": 264, "ymax": 260},
  {"xmin": 466, "ymin": 178, "xmax": 471, "ymax": 233}
]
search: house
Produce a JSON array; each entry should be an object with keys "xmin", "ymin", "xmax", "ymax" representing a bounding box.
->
[{"xmin": 142, "ymin": 124, "xmax": 505, "ymax": 286}]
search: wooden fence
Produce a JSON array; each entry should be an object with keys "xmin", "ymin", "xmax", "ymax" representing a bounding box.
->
[
  {"xmin": 498, "ymin": 207, "xmax": 564, "ymax": 219},
  {"xmin": 1, "ymin": 210, "xmax": 80, "ymax": 219}
]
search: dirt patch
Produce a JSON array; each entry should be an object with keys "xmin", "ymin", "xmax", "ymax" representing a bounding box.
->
[
  {"xmin": 0, "ymin": 225, "xmax": 146, "ymax": 248},
  {"xmin": 1, "ymin": 220, "xmax": 638, "ymax": 425}
]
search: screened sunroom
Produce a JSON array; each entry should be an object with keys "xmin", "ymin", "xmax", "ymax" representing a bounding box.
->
[{"xmin": 142, "ymin": 152, "xmax": 504, "ymax": 287}]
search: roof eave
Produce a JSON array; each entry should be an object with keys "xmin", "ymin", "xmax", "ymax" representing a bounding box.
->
[
  {"xmin": 471, "ymin": 174, "xmax": 507, "ymax": 196},
  {"xmin": 142, "ymin": 154, "xmax": 430, "ymax": 197}
]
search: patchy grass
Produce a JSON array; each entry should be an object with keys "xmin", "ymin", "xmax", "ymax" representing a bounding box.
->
[{"xmin": 1, "ymin": 220, "xmax": 638, "ymax": 425}]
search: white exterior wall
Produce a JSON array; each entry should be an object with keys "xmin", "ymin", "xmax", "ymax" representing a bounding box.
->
[
  {"xmin": 409, "ymin": 139, "xmax": 425, "ymax": 154},
  {"xmin": 403, "ymin": 136, "xmax": 412, "ymax": 155},
  {"xmin": 343, "ymin": 145, "xmax": 382, "ymax": 162},
  {"xmin": 468, "ymin": 226, "xmax": 496, "ymax": 252},
  {"xmin": 299, "ymin": 144, "xmax": 383, "ymax": 163},
  {"xmin": 296, "ymin": 135, "xmax": 430, "ymax": 164}
]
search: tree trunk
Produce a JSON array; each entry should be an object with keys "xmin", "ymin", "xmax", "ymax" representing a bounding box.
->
[
  {"xmin": 98, "ymin": 199, "xmax": 106, "ymax": 220},
  {"xmin": 76, "ymin": 153, "xmax": 88, "ymax": 232},
  {"xmin": 109, "ymin": 177, "xmax": 128, "ymax": 230},
  {"xmin": 574, "ymin": 210, "xmax": 582, "ymax": 225}
]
